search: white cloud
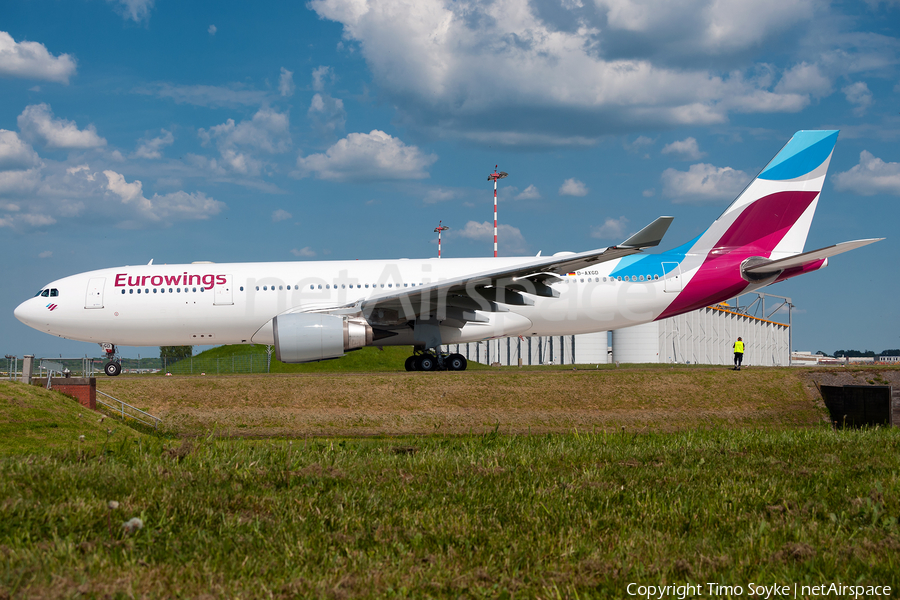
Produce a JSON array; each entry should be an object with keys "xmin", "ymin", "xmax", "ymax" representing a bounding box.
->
[
  {"xmin": 661, "ymin": 163, "xmax": 749, "ymax": 203},
  {"xmin": 308, "ymin": 93, "xmax": 346, "ymax": 137},
  {"xmin": 17, "ymin": 104, "xmax": 106, "ymax": 150},
  {"xmin": 291, "ymin": 247, "xmax": 317, "ymax": 257},
  {"xmin": 296, "ymin": 130, "xmax": 437, "ymax": 182},
  {"xmin": 197, "ymin": 108, "xmax": 291, "ymax": 176},
  {"xmin": 625, "ymin": 136, "xmax": 655, "ymax": 154},
  {"xmin": 133, "ymin": 129, "xmax": 174, "ymax": 159},
  {"xmin": 0, "ymin": 130, "xmax": 41, "ymax": 170},
  {"xmin": 108, "ymin": 0, "xmax": 155, "ymax": 22},
  {"xmin": 662, "ymin": 137, "xmax": 706, "ymax": 161},
  {"xmin": 595, "ymin": 0, "xmax": 813, "ymax": 52},
  {"xmin": 454, "ymin": 220, "xmax": 528, "ymax": 254},
  {"xmin": 272, "ymin": 208, "xmax": 292, "ymax": 222},
  {"xmin": 138, "ymin": 83, "xmax": 268, "ymax": 108},
  {"xmin": 515, "ymin": 184, "xmax": 541, "ymax": 200},
  {"xmin": 0, "ymin": 31, "xmax": 77, "ymax": 84},
  {"xmin": 423, "ymin": 187, "xmax": 460, "ymax": 204},
  {"xmin": 774, "ymin": 62, "xmax": 832, "ymax": 97},
  {"xmin": 200, "ymin": 107, "xmax": 291, "ymax": 154},
  {"xmin": 843, "ymin": 81, "xmax": 873, "ymax": 116},
  {"xmin": 208, "ymin": 25, "xmax": 217, "ymax": 35},
  {"xmin": 308, "ymin": 0, "xmax": 820, "ymax": 146},
  {"xmin": 312, "ymin": 66, "xmax": 334, "ymax": 92},
  {"xmin": 279, "ymin": 67, "xmax": 295, "ymax": 97},
  {"xmin": 833, "ymin": 151, "xmax": 900, "ymax": 196},
  {"xmin": 591, "ymin": 216, "xmax": 629, "ymax": 240},
  {"xmin": 38, "ymin": 250, "xmax": 52, "ymax": 258},
  {"xmin": 559, "ymin": 178, "xmax": 588, "ymax": 197},
  {"xmin": 103, "ymin": 170, "xmax": 225, "ymax": 226},
  {"xmin": 0, "ymin": 167, "xmax": 42, "ymax": 197}
]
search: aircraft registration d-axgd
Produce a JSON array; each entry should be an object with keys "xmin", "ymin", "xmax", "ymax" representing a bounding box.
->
[{"xmin": 16, "ymin": 130, "xmax": 881, "ymax": 375}]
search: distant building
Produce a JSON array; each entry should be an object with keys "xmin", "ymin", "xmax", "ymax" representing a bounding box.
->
[{"xmin": 445, "ymin": 293, "xmax": 792, "ymax": 367}]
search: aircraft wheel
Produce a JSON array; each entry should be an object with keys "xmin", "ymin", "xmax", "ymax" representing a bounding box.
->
[
  {"xmin": 416, "ymin": 354, "xmax": 437, "ymax": 371},
  {"xmin": 404, "ymin": 356, "xmax": 417, "ymax": 371},
  {"xmin": 104, "ymin": 361, "xmax": 122, "ymax": 377},
  {"xmin": 447, "ymin": 353, "xmax": 467, "ymax": 371}
]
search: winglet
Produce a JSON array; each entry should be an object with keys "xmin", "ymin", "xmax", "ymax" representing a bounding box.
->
[{"xmin": 619, "ymin": 216, "xmax": 675, "ymax": 249}]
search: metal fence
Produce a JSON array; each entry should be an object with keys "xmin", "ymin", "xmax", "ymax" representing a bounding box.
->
[
  {"xmin": 96, "ymin": 390, "xmax": 162, "ymax": 429},
  {"xmin": 163, "ymin": 353, "xmax": 272, "ymax": 375}
]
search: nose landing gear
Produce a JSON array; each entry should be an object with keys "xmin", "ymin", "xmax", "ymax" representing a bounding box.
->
[{"xmin": 100, "ymin": 343, "xmax": 122, "ymax": 377}]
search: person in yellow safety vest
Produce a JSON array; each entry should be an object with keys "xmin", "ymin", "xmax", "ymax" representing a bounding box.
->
[{"xmin": 733, "ymin": 337, "xmax": 744, "ymax": 370}]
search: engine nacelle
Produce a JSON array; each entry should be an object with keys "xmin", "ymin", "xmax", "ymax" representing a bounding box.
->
[{"xmin": 273, "ymin": 313, "xmax": 373, "ymax": 363}]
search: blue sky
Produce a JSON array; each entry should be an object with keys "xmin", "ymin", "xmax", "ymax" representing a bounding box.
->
[{"xmin": 2, "ymin": 0, "xmax": 899, "ymax": 359}]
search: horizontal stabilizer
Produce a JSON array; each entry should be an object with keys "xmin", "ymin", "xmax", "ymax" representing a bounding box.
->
[
  {"xmin": 744, "ymin": 238, "xmax": 884, "ymax": 274},
  {"xmin": 619, "ymin": 216, "xmax": 674, "ymax": 249}
]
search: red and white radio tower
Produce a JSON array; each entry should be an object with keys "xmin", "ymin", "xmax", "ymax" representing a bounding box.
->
[
  {"xmin": 434, "ymin": 221, "xmax": 450, "ymax": 258},
  {"xmin": 487, "ymin": 166, "xmax": 508, "ymax": 257}
]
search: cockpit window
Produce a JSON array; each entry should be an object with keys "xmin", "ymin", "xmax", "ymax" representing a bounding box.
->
[
  {"xmin": 50, "ymin": 289, "xmax": 58, "ymax": 297},
  {"xmin": 40, "ymin": 290, "xmax": 50, "ymax": 297}
]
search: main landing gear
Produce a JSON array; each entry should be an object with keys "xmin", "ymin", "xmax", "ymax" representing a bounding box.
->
[
  {"xmin": 100, "ymin": 343, "xmax": 122, "ymax": 377},
  {"xmin": 404, "ymin": 351, "xmax": 468, "ymax": 372}
]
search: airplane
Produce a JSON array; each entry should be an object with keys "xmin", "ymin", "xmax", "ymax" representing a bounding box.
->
[{"xmin": 15, "ymin": 130, "xmax": 881, "ymax": 375}]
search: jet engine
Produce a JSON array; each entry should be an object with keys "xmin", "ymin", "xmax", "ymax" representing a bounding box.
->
[{"xmin": 273, "ymin": 313, "xmax": 373, "ymax": 363}]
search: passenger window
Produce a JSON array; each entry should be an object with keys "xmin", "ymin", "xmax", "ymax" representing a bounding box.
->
[
  {"xmin": 193, "ymin": 287, "xmax": 197, "ymax": 292},
  {"xmin": 365, "ymin": 284, "xmax": 369, "ymax": 288},
  {"xmin": 137, "ymin": 289, "xmax": 141, "ymax": 294},
  {"xmin": 153, "ymin": 289, "xmax": 157, "ymax": 293},
  {"xmin": 121, "ymin": 290, "xmax": 125, "ymax": 294},
  {"xmin": 129, "ymin": 289, "xmax": 134, "ymax": 294}
]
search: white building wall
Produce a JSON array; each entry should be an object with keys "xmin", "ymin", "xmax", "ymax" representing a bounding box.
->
[
  {"xmin": 613, "ymin": 321, "xmax": 660, "ymax": 363},
  {"xmin": 657, "ymin": 307, "xmax": 789, "ymax": 366},
  {"xmin": 445, "ymin": 307, "xmax": 789, "ymax": 366}
]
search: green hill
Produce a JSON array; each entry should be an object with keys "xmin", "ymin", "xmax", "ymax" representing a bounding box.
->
[
  {"xmin": 163, "ymin": 343, "xmax": 489, "ymax": 374},
  {"xmin": 0, "ymin": 380, "xmax": 145, "ymax": 455}
]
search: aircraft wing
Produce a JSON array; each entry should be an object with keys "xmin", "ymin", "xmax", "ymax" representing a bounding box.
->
[
  {"xmin": 358, "ymin": 216, "xmax": 674, "ymax": 327},
  {"xmin": 744, "ymin": 238, "xmax": 883, "ymax": 274}
]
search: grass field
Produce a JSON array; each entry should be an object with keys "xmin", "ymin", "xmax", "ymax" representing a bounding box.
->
[
  {"xmin": 98, "ymin": 367, "xmax": 825, "ymax": 437},
  {"xmin": 1, "ymin": 371, "xmax": 898, "ymax": 598}
]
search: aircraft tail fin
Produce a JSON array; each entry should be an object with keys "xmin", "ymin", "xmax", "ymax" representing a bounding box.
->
[{"xmin": 688, "ymin": 130, "xmax": 839, "ymax": 259}]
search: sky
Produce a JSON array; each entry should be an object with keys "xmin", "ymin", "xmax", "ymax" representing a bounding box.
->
[{"xmin": 2, "ymin": 0, "xmax": 899, "ymax": 360}]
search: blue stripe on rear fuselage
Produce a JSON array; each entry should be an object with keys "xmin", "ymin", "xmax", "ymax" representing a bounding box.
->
[{"xmin": 608, "ymin": 235, "xmax": 699, "ymax": 280}]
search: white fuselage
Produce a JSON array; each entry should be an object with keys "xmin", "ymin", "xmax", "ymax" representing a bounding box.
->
[{"xmin": 14, "ymin": 256, "xmax": 688, "ymax": 348}]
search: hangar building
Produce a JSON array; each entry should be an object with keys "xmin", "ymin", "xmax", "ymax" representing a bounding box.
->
[{"xmin": 442, "ymin": 292, "xmax": 791, "ymax": 367}]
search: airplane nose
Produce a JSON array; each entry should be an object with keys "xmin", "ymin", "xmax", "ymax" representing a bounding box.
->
[{"xmin": 14, "ymin": 299, "xmax": 39, "ymax": 327}]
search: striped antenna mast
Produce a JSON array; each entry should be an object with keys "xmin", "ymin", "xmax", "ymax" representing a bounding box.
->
[
  {"xmin": 487, "ymin": 166, "xmax": 508, "ymax": 257},
  {"xmin": 433, "ymin": 221, "xmax": 450, "ymax": 258}
]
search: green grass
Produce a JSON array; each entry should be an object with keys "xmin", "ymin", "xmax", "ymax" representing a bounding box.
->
[
  {"xmin": 0, "ymin": 380, "xmax": 145, "ymax": 456},
  {"xmin": 1, "ymin": 427, "xmax": 898, "ymax": 598},
  {"xmin": 164, "ymin": 343, "xmax": 492, "ymax": 374}
]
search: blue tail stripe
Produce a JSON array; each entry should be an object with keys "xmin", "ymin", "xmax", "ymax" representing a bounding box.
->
[{"xmin": 759, "ymin": 130, "xmax": 838, "ymax": 181}]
